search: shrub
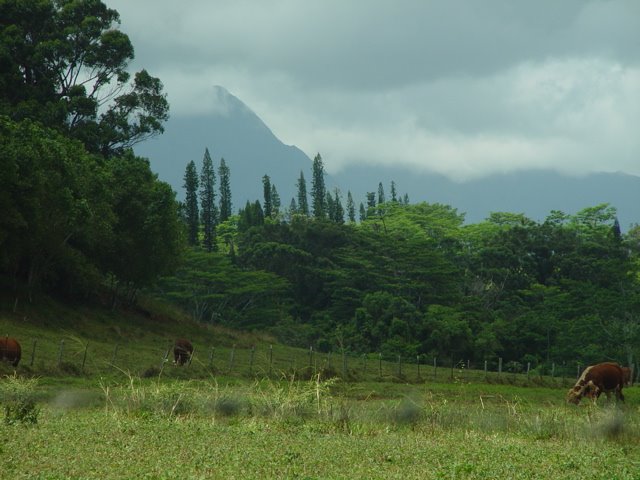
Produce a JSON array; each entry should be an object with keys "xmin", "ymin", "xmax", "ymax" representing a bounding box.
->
[{"xmin": 0, "ymin": 374, "xmax": 41, "ymax": 425}]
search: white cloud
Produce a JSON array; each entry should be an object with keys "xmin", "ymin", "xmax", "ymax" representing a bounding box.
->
[{"xmin": 108, "ymin": 1, "xmax": 640, "ymax": 181}]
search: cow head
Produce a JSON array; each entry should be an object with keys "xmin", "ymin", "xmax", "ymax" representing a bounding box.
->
[
  {"xmin": 566, "ymin": 381, "xmax": 589, "ymax": 404},
  {"xmin": 567, "ymin": 380, "xmax": 599, "ymax": 404}
]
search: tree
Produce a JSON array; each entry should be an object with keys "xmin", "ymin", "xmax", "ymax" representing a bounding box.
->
[
  {"xmin": 359, "ymin": 203, "xmax": 367, "ymax": 222},
  {"xmin": 183, "ymin": 161, "xmax": 199, "ymax": 245},
  {"xmin": 0, "ymin": 0, "xmax": 169, "ymax": 156},
  {"xmin": 311, "ymin": 154, "xmax": 326, "ymax": 219},
  {"xmin": 296, "ymin": 170, "xmax": 309, "ymax": 216},
  {"xmin": 200, "ymin": 148, "xmax": 218, "ymax": 252},
  {"xmin": 347, "ymin": 191, "xmax": 356, "ymax": 223},
  {"xmin": 377, "ymin": 182, "xmax": 385, "ymax": 205},
  {"xmin": 271, "ymin": 184, "xmax": 281, "ymax": 217},
  {"xmin": 262, "ymin": 175, "xmax": 272, "ymax": 218},
  {"xmin": 333, "ymin": 188, "xmax": 345, "ymax": 224},
  {"xmin": 390, "ymin": 181, "xmax": 398, "ymax": 202},
  {"xmin": 218, "ymin": 158, "xmax": 232, "ymax": 222}
]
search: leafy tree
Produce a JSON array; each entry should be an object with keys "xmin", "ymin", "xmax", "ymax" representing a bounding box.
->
[
  {"xmin": 183, "ymin": 160, "xmax": 199, "ymax": 245},
  {"xmin": 238, "ymin": 200, "xmax": 264, "ymax": 230},
  {"xmin": 200, "ymin": 148, "xmax": 218, "ymax": 252},
  {"xmin": 0, "ymin": 116, "xmax": 111, "ymax": 296},
  {"xmin": 311, "ymin": 154, "xmax": 326, "ymax": 218},
  {"xmin": 262, "ymin": 175, "xmax": 272, "ymax": 218},
  {"xmin": 0, "ymin": 0, "xmax": 168, "ymax": 156},
  {"xmin": 103, "ymin": 152, "xmax": 183, "ymax": 304},
  {"xmin": 296, "ymin": 170, "xmax": 309, "ymax": 216},
  {"xmin": 218, "ymin": 157, "xmax": 232, "ymax": 221}
]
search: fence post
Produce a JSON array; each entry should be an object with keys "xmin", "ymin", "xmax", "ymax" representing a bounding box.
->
[
  {"xmin": 309, "ymin": 346, "xmax": 313, "ymax": 370},
  {"xmin": 484, "ymin": 360, "xmax": 488, "ymax": 379},
  {"xmin": 187, "ymin": 346, "xmax": 195, "ymax": 367},
  {"xmin": 209, "ymin": 347, "xmax": 215, "ymax": 368},
  {"xmin": 397, "ymin": 355, "xmax": 402, "ymax": 377},
  {"xmin": 81, "ymin": 344, "xmax": 88, "ymax": 372},
  {"xmin": 417, "ymin": 355, "xmax": 421, "ymax": 379},
  {"xmin": 249, "ymin": 346, "xmax": 255, "ymax": 375},
  {"xmin": 228, "ymin": 344, "xmax": 236, "ymax": 373},
  {"xmin": 269, "ymin": 345, "xmax": 273, "ymax": 376},
  {"xmin": 342, "ymin": 351, "xmax": 347, "ymax": 378},
  {"xmin": 551, "ymin": 362, "xmax": 555, "ymax": 378},
  {"xmin": 29, "ymin": 339, "xmax": 37, "ymax": 367},
  {"xmin": 57, "ymin": 339, "xmax": 65, "ymax": 367},
  {"xmin": 498, "ymin": 357, "xmax": 503, "ymax": 377},
  {"xmin": 111, "ymin": 344, "xmax": 119, "ymax": 366},
  {"xmin": 526, "ymin": 362, "xmax": 531, "ymax": 381},
  {"xmin": 363, "ymin": 354, "xmax": 367, "ymax": 375},
  {"xmin": 576, "ymin": 363, "xmax": 581, "ymax": 379},
  {"xmin": 378, "ymin": 353, "xmax": 382, "ymax": 377},
  {"xmin": 433, "ymin": 357, "xmax": 437, "ymax": 379}
]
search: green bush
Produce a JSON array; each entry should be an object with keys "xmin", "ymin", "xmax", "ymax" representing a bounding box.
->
[{"xmin": 0, "ymin": 374, "xmax": 41, "ymax": 425}]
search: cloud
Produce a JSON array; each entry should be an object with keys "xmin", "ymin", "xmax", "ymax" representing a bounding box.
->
[{"xmin": 108, "ymin": 0, "xmax": 640, "ymax": 180}]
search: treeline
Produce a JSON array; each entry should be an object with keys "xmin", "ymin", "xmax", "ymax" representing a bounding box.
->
[
  {"xmin": 0, "ymin": 1, "xmax": 183, "ymax": 304},
  {"xmin": 158, "ymin": 148, "xmax": 640, "ymax": 368}
]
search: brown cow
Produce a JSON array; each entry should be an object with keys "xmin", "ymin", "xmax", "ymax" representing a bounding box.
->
[
  {"xmin": 173, "ymin": 339, "xmax": 193, "ymax": 366},
  {"xmin": 567, "ymin": 362, "xmax": 625, "ymax": 405},
  {"xmin": 621, "ymin": 366, "xmax": 632, "ymax": 386},
  {"xmin": 0, "ymin": 336, "xmax": 21, "ymax": 367}
]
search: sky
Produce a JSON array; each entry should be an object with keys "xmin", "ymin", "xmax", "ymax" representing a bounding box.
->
[{"xmin": 108, "ymin": 0, "xmax": 639, "ymax": 181}]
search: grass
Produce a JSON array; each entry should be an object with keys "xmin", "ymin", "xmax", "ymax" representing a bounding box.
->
[
  {"xmin": 1, "ymin": 375, "xmax": 639, "ymax": 479},
  {"xmin": 2, "ymin": 293, "xmax": 639, "ymax": 478}
]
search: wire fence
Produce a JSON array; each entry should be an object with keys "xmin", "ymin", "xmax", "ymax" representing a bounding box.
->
[{"xmin": 3, "ymin": 334, "xmax": 634, "ymax": 388}]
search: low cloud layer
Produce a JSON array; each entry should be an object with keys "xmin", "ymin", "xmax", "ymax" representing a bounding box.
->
[{"xmin": 110, "ymin": 0, "xmax": 640, "ymax": 181}]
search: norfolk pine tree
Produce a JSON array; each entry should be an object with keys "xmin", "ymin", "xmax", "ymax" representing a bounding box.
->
[
  {"xmin": 183, "ymin": 161, "xmax": 199, "ymax": 245},
  {"xmin": 262, "ymin": 175, "xmax": 273, "ymax": 218},
  {"xmin": 200, "ymin": 148, "xmax": 218, "ymax": 252},
  {"xmin": 311, "ymin": 154, "xmax": 326, "ymax": 219},
  {"xmin": 219, "ymin": 158, "xmax": 232, "ymax": 222},
  {"xmin": 297, "ymin": 170, "xmax": 309, "ymax": 216}
]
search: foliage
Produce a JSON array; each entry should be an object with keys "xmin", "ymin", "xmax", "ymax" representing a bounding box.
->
[
  {"xmin": 0, "ymin": 0, "xmax": 168, "ymax": 157},
  {"xmin": 1, "ymin": 374, "xmax": 40, "ymax": 425}
]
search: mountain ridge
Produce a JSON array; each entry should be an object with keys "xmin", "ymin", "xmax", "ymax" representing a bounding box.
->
[{"xmin": 134, "ymin": 86, "xmax": 640, "ymax": 229}]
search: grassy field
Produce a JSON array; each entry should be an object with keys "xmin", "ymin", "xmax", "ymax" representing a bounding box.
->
[
  {"xmin": 1, "ymin": 294, "xmax": 639, "ymax": 478},
  {"xmin": 1, "ymin": 375, "xmax": 639, "ymax": 479}
]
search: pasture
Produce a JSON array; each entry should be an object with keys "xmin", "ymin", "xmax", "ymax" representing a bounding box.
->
[{"xmin": 1, "ymin": 373, "xmax": 639, "ymax": 479}]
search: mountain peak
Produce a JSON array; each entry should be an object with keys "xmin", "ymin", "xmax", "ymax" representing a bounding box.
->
[{"xmin": 211, "ymin": 85, "xmax": 252, "ymax": 117}]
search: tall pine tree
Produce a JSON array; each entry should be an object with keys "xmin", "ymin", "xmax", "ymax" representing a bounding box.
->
[
  {"xmin": 271, "ymin": 184, "xmax": 281, "ymax": 217},
  {"xmin": 183, "ymin": 160, "xmax": 199, "ymax": 245},
  {"xmin": 262, "ymin": 175, "xmax": 272, "ymax": 218},
  {"xmin": 297, "ymin": 170, "xmax": 309, "ymax": 216},
  {"xmin": 333, "ymin": 188, "xmax": 345, "ymax": 224},
  {"xmin": 311, "ymin": 154, "xmax": 326, "ymax": 219},
  {"xmin": 347, "ymin": 191, "xmax": 356, "ymax": 223},
  {"xmin": 200, "ymin": 148, "xmax": 218, "ymax": 252},
  {"xmin": 218, "ymin": 158, "xmax": 232, "ymax": 222}
]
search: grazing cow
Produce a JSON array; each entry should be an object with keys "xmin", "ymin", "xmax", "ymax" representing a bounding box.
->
[
  {"xmin": 173, "ymin": 339, "xmax": 193, "ymax": 366},
  {"xmin": 567, "ymin": 362, "xmax": 624, "ymax": 405},
  {"xmin": 0, "ymin": 336, "xmax": 21, "ymax": 367},
  {"xmin": 621, "ymin": 366, "xmax": 632, "ymax": 386}
]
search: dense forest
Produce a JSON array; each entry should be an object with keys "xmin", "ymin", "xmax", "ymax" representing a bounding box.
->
[{"xmin": 2, "ymin": 1, "xmax": 639, "ymax": 372}]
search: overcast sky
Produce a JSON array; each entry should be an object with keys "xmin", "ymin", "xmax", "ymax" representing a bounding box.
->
[{"xmin": 108, "ymin": 0, "xmax": 639, "ymax": 181}]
